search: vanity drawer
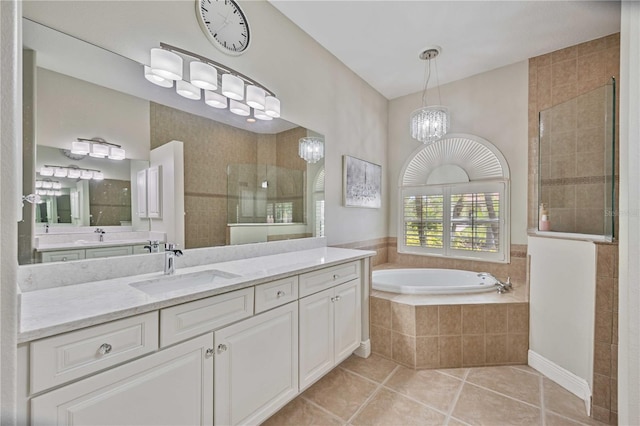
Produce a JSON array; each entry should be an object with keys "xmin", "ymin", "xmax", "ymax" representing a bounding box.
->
[
  {"xmin": 160, "ymin": 288, "xmax": 254, "ymax": 347},
  {"xmin": 255, "ymin": 276, "xmax": 299, "ymax": 314},
  {"xmin": 30, "ymin": 311, "xmax": 159, "ymax": 394},
  {"xmin": 299, "ymin": 261, "xmax": 360, "ymax": 297},
  {"xmin": 85, "ymin": 246, "xmax": 133, "ymax": 259},
  {"xmin": 41, "ymin": 249, "xmax": 85, "ymax": 263}
]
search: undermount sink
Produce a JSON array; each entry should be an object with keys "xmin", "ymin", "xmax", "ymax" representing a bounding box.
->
[{"xmin": 129, "ymin": 269, "xmax": 241, "ymax": 295}]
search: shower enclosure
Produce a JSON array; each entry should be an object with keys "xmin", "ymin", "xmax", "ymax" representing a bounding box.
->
[{"xmin": 538, "ymin": 77, "xmax": 616, "ymax": 240}]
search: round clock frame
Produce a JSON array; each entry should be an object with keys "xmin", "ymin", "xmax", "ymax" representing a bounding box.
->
[{"xmin": 195, "ymin": 0, "xmax": 251, "ymax": 56}]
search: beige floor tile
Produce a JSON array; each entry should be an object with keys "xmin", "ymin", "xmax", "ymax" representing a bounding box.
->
[
  {"xmin": 545, "ymin": 411, "xmax": 607, "ymax": 426},
  {"xmin": 263, "ymin": 397, "xmax": 343, "ymax": 426},
  {"xmin": 351, "ymin": 388, "xmax": 446, "ymax": 426},
  {"xmin": 438, "ymin": 368, "xmax": 469, "ymax": 379},
  {"xmin": 385, "ymin": 367, "xmax": 462, "ymax": 413},
  {"xmin": 452, "ymin": 383, "xmax": 541, "ymax": 425},
  {"xmin": 543, "ymin": 378, "xmax": 594, "ymax": 424},
  {"xmin": 510, "ymin": 365, "xmax": 543, "ymax": 376},
  {"xmin": 303, "ymin": 367, "xmax": 378, "ymax": 421},
  {"xmin": 465, "ymin": 366, "xmax": 541, "ymax": 406},
  {"xmin": 447, "ymin": 417, "xmax": 472, "ymax": 426},
  {"xmin": 340, "ymin": 354, "xmax": 398, "ymax": 383}
]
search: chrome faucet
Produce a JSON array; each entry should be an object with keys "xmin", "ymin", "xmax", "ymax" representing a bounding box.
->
[
  {"xmin": 164, "ymin": 243, "xmax": 183, "ymax": 275},
  {"xmin": 95, "ymin": 228, "xmax": 105, "ymax": 242},
  {"xmin": 144, "ymin": 240, "xmax": 161, "ymax": 253},
  {"xmin": 495, "ymin": 277, "xmax": 512, "ymax": 294},
  {"xmin": 44, "ymin": 223, "xmax": 49, "ymax": 233}
]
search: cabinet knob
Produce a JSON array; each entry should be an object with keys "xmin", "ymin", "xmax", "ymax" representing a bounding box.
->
[
  {"xmin": 217, "ymin": 343, "xmax": 228, "ymax": 353},
  {"xmin": 62, "ymin": 257, "xmax": 68, "ymax": 262},
  {"xmin": 333, "ymin": 274, "xmax": 339, "ymax": 280},
  {"xmin": 335, "ymin": 295, "xmax": 341, "ymax": 301},
  {"xmin": 276, "ymin": 290, "xmax": 286, "ymax": 298},
  {"xmin": 205, "ymin": 348, "xmax": 215, "ymax": 358},
  {"xmin": 98, "ymin": 343, "xmax": 112, "ymax": 355}
]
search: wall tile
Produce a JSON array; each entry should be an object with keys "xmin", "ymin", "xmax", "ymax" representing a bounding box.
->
[
  {"xmin": 462, "ymin": 305, "xmax": 485, "ymax": 335},
  {"xmin": 507, "ymin": 334, "xmax": 529, "ymax": 364},
  {"xmin": 595, "ymin": 306, "xmax": 613, "ymax": 344},
  {"xmin": 594, "ymin": 341, "xmax": 612, "ymax": 376},
  {"xmin": 462, "ymin": 335, "xmax": 486, "ymax": 366},
  {"xmin": 508, "ymin": 304, "xmax": 529, "ymax": 334},
  {"xmin": 371, "ymin": 325, "xmax": 391, "ymax": 359},
  {"xmin": 391, "ymin": 302, "xmax": 416, "ymax": 336},
  {"xmin": 485, "ymin": 334, "xmax": 509, "ymax": 365},
  {"xmin": 392, "ymin": 332, "xmax": 416, "ymax": 368},
  {"xmin": 439, "ymin": 306, "xmax": 462, "ymax": 335},
  {"xmin": 439, "ymin": 336, "xmax": 462, "ymax": 368},
  {"xmin": 416, "ymin": 336, "xmax": 439, "ymax": 369},
  {"xmin": 485, "ymin": 305, "xmax": 508, "ymax": 334},
  {"xmin": 593, "ymin": 373, "xmax": 611, "ymax": 410},
  {"xmin": 416, "ymin": 305, "xmax": 439, "ymax": 336},
  {"xmin": 370, "ymin": 297, "xmax": 391, "ymax": 328},
  {"xmin": 552, "ymin": 59, "xmax": 577, "ymax": 87},
  {"xmin": 591, "ymin": 405, "xmax": 611, "ymax": 424}
]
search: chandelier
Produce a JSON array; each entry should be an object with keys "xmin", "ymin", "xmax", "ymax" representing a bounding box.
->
[
  {"xmin": 298, "ymin": 137, "xmax": 324, "ymax": 164},
  {"xmin": 410, "ymin": 47, "xmax": 450, "ymax": 144},
  {"xmin": 145, "ymin": 43, "xmax": 280, "ymax": 121}
]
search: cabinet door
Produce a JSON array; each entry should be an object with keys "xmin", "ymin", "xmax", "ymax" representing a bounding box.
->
[
  {"xmin": 41, "ymin": 249, "xmax": 85, "ymax": 263},
  {"xmin": 215, "ymin": 302, "xmax": 298, "ymax": 426},
  {"xmin": 147, "ymin": 165, "xmax": 162, "ymax": 219},
  {"xmin": 31, "ymin": 333, "xmax": 214, "ymax": 426},
  {"xmin": 333, "ymin": 279, "xmax": 362, "ymax": 363},
  {"xmin": 136, "ymin": 169, "xmax": 148, "ymax": 218},
  {"xmin": 298, "ymin": 287, "xmax": 334, "ymax": 391}
]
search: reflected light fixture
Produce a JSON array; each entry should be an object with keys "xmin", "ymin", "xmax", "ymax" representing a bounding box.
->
[
  {"xmin": 410, "ymin": 46, "xmax": 450, "ymax": 144},
  {"xmin": 71, "ymin": 138, "xmax": 126, "ymax": 160},
  {"xmin": 38, "ymin": 165, "xmax": 103, "ymax": 181},
  {"xmin": 298, "ymin": 137, "xmax": 324, "ymax": 164},
  {"xmin": 145, "ymin": 43, "xmax": 281, "ymax": 121}
]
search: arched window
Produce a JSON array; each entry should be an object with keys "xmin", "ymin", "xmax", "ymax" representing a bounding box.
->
[{"xmin": 398, "ymin": 134, "xmax": 510, "ymax": 263}]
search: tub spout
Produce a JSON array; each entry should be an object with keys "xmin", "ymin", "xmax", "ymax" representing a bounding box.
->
[{"xmin": 495, "ymin": 277, "xmax": 512, "ymax": 293}]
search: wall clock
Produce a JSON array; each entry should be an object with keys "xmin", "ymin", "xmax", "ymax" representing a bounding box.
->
[{"xmin": 196, "ymin": 0, "xmax": 251, "ymax": 56}]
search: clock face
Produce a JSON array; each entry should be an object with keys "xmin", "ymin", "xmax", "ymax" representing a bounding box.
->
[{"xmin": 196, "ymin": 0, "xmax": 251, "ymax": 56}]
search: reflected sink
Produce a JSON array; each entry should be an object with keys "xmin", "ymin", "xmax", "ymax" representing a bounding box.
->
[{"xmin": 129, "ymin": 269, "xmax": 241, "ymax": 295}]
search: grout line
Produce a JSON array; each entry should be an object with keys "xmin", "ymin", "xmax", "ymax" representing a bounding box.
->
[
  {"xmin": 298, "ymin": 395, "xmax": 348, "ymax": 425},
  {"xmin": 345, "ymin": 365, "xmax": 401, "ymax": 425},
  {"xmin": 337, "ymin": 365, "xmax": 389, "ymax": 388},
  {"xmin": 463, "ymin": 381, "xmax": 542, "ymax": 410},
  {"xmin": 544, "ymin": 409, "xmax": 599, "ymax": 426},
  {"xmin": 379, "ymin": 383, "xmax": 451, "ymax": 418},
  {"xmin": 444, "ymin": 367, "xmax": 469, "ymax": 424}
]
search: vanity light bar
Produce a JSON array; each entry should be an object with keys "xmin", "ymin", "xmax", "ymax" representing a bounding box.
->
[
  {"xmin": 147, "ymin": 43, "xmax": 281, "ymax": 119},
  {"xmin": 71, "ymin": 138, "xmax": 126, "ymax": 161},
  {"xmin": 39, "ymin": 165, "xmax": 104, "ymax": 181}
]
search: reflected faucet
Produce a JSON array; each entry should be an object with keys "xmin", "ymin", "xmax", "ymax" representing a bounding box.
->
[
  {"xmin": 95, "ymin": 228, "xmax": 105, "ymax": 242},
  {"xmin": 44, "ymin": 223, "xmax": 49, "ymax": 234},
  {"xmin": 144, "ymin": 240, "xmax": 161, "ymax": 253},
  {"xmin": 164, "ymin": 243, "xmax": 183, "ymax": 275}
]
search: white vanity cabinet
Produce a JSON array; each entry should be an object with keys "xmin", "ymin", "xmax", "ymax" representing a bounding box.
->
[
  {"xmin": 299, "ymin": 280, "xmax": 361, "ymax": 390},
  {"xmin": 30, "ymin": 333, "xmax": 214, "ymax": 426},
  {"xmin": 214, "ymin": 302, "xmax": 298, "ymax": 426}
]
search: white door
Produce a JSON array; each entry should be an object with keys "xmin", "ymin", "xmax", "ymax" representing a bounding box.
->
[
  {"xmin": 298, "ymin": 287, "xmax": 334, "ymax": 391},
  {"xmin": 147, "ymin": 165, "xmax": 162, "ymax": 219},
  {"xmin": 215, "ymin": 302, "xmax": 298, "ymax": 426},
  {"xmin": 333, "ymin": 279, "xmax": 361, "ymax": 363},
  {"xmin": 30, "ymin": 333, "xmax": 214, "ymax": 425}
]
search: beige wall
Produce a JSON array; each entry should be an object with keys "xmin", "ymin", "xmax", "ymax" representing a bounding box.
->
[
  {"xmin": 388, "ymin": 61, "xmax": 529, "ymax": 245},
  {"xmin": 22, "ymin": 0, "xmax": 389, "ymax": 247}
]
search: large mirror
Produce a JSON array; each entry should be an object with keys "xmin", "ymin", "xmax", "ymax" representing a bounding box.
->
[{"xmin": 20, "ymin": 18, "xmax": 325, "ymax": 265}]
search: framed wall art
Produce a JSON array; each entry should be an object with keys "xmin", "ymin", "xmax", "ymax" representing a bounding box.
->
[{"xmin": 343, "ymin": 155, "xmax": 382, "ymax": 208}]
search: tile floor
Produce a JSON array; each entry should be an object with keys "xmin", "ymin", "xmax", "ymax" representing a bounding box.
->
[{"xmin": 263, "ymin": 354, "xmax": 606, "ymax": 426}]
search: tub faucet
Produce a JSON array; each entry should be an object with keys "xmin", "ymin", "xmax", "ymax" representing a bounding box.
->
[
  {"xmin": 95, "ymin": 228, "xmax": 105, "ymax": 242},
  {"xmin": 495, "ymin": 277, "xmax": 512, "ymax": 294},
  {"xmin": 164, "ymin": 243, "xmax": 183, "ymax": 275}
]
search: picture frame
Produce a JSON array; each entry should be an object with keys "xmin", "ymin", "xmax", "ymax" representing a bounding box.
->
[{"xmin": 343, "ymin": 155, "xmax": 382, "ymax": 208}]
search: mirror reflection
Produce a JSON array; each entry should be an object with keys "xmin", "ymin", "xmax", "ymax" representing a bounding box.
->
[{"xmin": 20, "ymin": 18, "xmax": 324, "ymax": 265}]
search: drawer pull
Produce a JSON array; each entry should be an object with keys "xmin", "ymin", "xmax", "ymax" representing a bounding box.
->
[
  {"xmin": 217, "ymin": 343, "xmax": 228, "ymax": 353},
  {"xmin": 98, "ymin": 343, "xmax": 112, "ymax": 355},
  {"xmin": 335, "ymin": 295, "xmax": 341, "ymax": 302},
  {"xmin": 276, "ymin": 290, "xmax": 286, "ymax": 298}
]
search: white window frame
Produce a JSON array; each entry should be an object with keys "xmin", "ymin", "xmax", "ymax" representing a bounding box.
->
[{"xmin": 399, "ymin": 180, "xmax": 510, "ymax": 263}]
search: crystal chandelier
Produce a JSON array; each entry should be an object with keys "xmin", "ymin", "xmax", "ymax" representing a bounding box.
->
[
  {"xmin": 410, "ymin": 47, "xmax": 450, "ymax": 144},
  {"xmin": 298, "ymin": 137, "xmax": 324, "ymax": 164}
]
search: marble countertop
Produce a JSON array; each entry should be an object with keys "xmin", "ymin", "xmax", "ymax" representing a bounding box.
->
[
  {"xmin": 19, "ymin": 247, "xmax": 374, "ymax": 344},
  {"xmin": 35, "ymin": 239, "xmax": 152, "ymax": 252}
]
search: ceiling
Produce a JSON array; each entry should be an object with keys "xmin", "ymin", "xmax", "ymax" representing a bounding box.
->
[{"xmin": 269, "ymin": 1, "xmax": 621, "ymax": 100}]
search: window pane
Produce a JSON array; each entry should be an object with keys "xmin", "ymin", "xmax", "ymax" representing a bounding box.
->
[
  {"xmin": 450, "ymin": 192, "xmax": 500, "ymax": 252},
  {"xmin": 403, "ymin": 194, "xmax": 443, "ymax": 248}
]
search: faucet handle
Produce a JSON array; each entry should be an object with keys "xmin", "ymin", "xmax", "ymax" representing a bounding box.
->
[{"xmin": 165, "ymin": 242, "xmax": 177, "ymax": 251}]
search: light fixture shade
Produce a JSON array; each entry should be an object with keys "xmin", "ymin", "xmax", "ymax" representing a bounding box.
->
[
  {"xmin": 254, "ymin": 110, "xmax": 273, "ymax": 121},
  {"xmin": 265, "ymin": 96, "xmax": 281, "ymax": 118},
  {"xmin": 144, "ymin": 65, "xmax": 173, "ymax": 88},
  {"xmin": 176, "ymin": 80, "xmax": 201, "ymax": 100},
  {"xmin": 190, "ymin": 62, "xmax": 218, "ymax": 90},
  {"xmin": 36, "ymin": 189, "xmax": 47, "ymax": 196},
  {"xmin": 222, "ymin": 74, "xmax": 244, "ymax": 100},
  {"xmin": 54, "ymin": 190, "xmax": 63, "ymax": 197},
  {"xmin": 41, "ymin": 181, "xmax": 53, "ymax": 189},
  {"xmin": 246, "ymin": 85, "xmax": 266, "ymax": 110},
  {"xmin": 67, "ymin": 169, "xmax": 82, "ymax": 179},
  {"xmin": 205, "ymin": 91, "xmax": 228, "ymax": 109},
  {"xmin": 35, "ymin": 181, "xmax": 43, "ymax": 189},
  {"xmin": 46, "ymin": 190, "xmax": 56, "ymax": 196},
  {"xmin": 409, "ymin": 106, "xmax": 450, "ymax": 144},
  {"xmin": 108, "ymin": 147, "xmax": 126, "ymax": 160},
  {"xmin": 298, "ymin": 137, "xmax": 324, "ymax": 164},
  {"xmin": 92, "ymin": 171, "xmax": 105, "ymax": 180},
  {"xmin": 150, "ymin": 48, "xmax": 183, "ymax": 80},
  {"xmin": 71, "ymin": 140, "xmax": 91, "ymax": 155},
  {"xmin": 40, "ymin": 166, "xmax": 54, "ymax": 177},
  {"xmin": 229, "ymin": 99, "xmax": 250, "ymax": 116},
  {"xmin": 80, "ymin": 170, "xmax": 93, "ymax": 180},
  {"xmin": 90, "ymin": 143, "xmax": 110, "ymax": 158},
  {"xmin": 54, "ymin": 168, "xmax": 68, "ymax": 178},
  {"xmin": 52, "ymin": 182, "xmax": 62, "ymax": 189}
]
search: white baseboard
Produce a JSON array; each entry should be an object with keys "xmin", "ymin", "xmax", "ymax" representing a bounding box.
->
[
  {"xmin": 353, "ymin": 340, "xmax": 371, "ymax": 358},
  {"xmin": 528, "ymin": 350, "xmax": 592, "ymax": 416}
]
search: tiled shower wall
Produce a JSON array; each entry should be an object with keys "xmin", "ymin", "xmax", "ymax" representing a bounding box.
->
[
  {"xmin": 528, "ymin": 33, "xmax": 620, "ymax": 232},
  {"xmin": 150, "ymin": 103, "xmax": 307, "ymax": 249}
]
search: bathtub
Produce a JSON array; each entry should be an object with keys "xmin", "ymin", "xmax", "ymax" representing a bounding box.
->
[{"xmin": 372, "ymin": 268, "xmax": 499, "ymax": 295}]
